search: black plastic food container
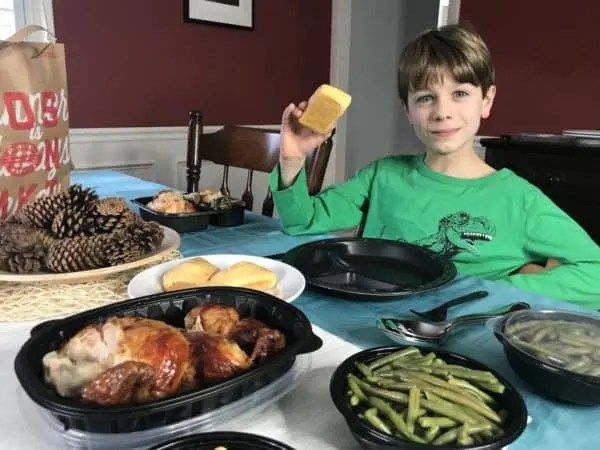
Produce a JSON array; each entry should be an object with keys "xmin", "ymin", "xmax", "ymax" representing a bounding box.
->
[
  {"xmin": 493, "ymin": 309, "xmax": 600, "ymax": 405},
  {"xmin": 208, "ymin": 200, "xmax": 246, "ymax": 227},
  {"xmin": 14, "ymin": 287, "xmax": 323, "ymax": 433},
  {"xmin": 330, "ymin": 345, "xmax": 528, "ymax": 450},
  {"xmin": 133, "ymin": 196, "xmax": 212, "ymax": 233},
  {"xmin": 148, "ymin": 431, "xmax": 295, "ymax": 450}
]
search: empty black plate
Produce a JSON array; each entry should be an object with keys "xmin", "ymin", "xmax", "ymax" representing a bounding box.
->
[{"xmin": 281, "ymin": 237, "xmax": 456, "ymax": 298}]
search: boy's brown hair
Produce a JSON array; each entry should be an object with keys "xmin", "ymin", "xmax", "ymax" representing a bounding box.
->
[{"xmin": 397, "ymin": 23, "xmax": 495, "ymax": 105}]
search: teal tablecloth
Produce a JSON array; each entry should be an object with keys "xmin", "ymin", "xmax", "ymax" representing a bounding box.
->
[{"xmin": 73, "ymin": 170, "xmax": 599, "ymax": 450}]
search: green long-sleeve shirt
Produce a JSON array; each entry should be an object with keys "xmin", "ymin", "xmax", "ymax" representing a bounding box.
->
[{"xmin": 269, "ymin": 154, "xmax": 600, "ymax": 308}]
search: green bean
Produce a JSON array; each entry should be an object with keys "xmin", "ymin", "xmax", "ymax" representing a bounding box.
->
[
  {"xmin": 407, "ymin": 386, "xmax": 421, "ymax": 430},
  {"xmin": 393, "ymin": 369, "xmax": 496, "ymax": 412},
  {"xmin": 419, "ymin": 417, "xmax": 458, "ymax": 428},
  {"xmin": 364, "ymin": 408, "xmax": 391, "ymax": 434},
  {"xmin": 470, "ymin": 379, "xmax": 506, "ymax": 395},
  {"xmin": 367, "ymin": 347, "xmax": 422, "ymax": 370},
  {"xmin": 432, "ymin": 427, "xmax": 460, "ymax": 445},
  {"xmin": 447, "ymin": 376, "xmax": 496, "ymax": 406},
  {"xmin": 565, "ymin": 355, "xmax": 592, "ymax": 372},
  {"xmin": 457, "ymin": 434, "xmax": 474, "ymax": 446},
  {"xmin": 424, "ymin": 425, "xmax": 440, "ymax": 443},
  {"xmin": 413, "ymin": 382, "xmax": 501, "ymax": 423},
  {"xmin": 354, "ymin": 362, "xmax": 373, "ymax": 378},
  {"xmin": 368, "ymin": 396, "xmax": 426, "ymax": 443},
  {"xmin": 348, "ymin": 374, "xmax": 368, "ymax": 402},
  {"xmin": 559, "ymin": 335, "xmax": 600, "ymax": 349},
  {"xmin": 419, "ymin": 398, "xmax": 477, "ymax": 425},
  {"xmin": 444, "ymin": 365, "xmax": 499, "ymax": 382},
  {"xmin": 466, "ymin": 423, "xmax": 494, "ymax": 434},
  {"xmin": 352, "ymin": 377, "xmax": 410, "ymax": 404},
  {"xmin": 347, "ymin": 349, "xmax": 509, "ymax": 445},
  {"xmin": 532, "ymin": 326, "xmax": 552, "ymax": 343}
]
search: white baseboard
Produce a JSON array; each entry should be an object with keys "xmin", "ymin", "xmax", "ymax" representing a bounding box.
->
[{"xmin": 68, "ymin": 125, "xmax": 280, "ymax": 213}]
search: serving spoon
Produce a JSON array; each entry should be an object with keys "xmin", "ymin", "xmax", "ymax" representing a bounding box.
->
[{"xmin": 377, "ymin": 302, "xmax": 531, "ymax": 345}]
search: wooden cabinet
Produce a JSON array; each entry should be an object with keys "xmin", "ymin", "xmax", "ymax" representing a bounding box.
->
[{"xmin": 480, "ymin": 136, "xmax": 600, "ymax": 244}]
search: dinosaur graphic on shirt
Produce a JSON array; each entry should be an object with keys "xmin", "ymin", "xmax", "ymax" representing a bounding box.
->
[{"xmin": 414, "ymin": 211, "xmax": 496, "ymax": 258}]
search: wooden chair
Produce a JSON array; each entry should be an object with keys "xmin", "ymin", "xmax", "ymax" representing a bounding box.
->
[{"xmin": 186, "ymin": 122, "xmax": 335, "ymax": 217}]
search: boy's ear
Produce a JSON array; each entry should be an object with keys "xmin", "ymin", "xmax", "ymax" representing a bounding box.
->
[
  {"xmin": 481, "ymin": 85, "xmax": 496, "ymax": 119},
  {"xmin": 402, "ymin": 101, "xmax": 412, "ymax": 122}
]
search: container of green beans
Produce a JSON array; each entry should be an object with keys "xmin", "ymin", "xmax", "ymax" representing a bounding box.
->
[
  {"xmin": 493, "ymin": 309, "xmax": 600, "ymax": 405},
  {"xmin": 329, "ymin": 345, "xmax": 527, "ymax": 449}
]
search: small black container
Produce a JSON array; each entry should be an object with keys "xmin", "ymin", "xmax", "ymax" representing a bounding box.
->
[
  {"xmin": 148, "ymin": 431, "xmax": 295, "ymax": 450},
  {"xmin": 133, "ymin": 196, "xmax": 212, "ymax": 233},
  {"xmin": 493, "ymin": 309, "xmax": 600, "ymax": 405},
  {"xmin": 14, "ymin": 287, "xmax": 323, "ymax": 433},
  {"xmin": 208, "ymin": 200, "xmax": 246, "ymax": 227},
  {"xmin": 330, "ymin": 345, "xmax": 528, "ymax": 450}
]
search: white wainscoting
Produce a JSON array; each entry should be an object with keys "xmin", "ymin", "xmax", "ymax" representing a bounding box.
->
[{"xmin": 69, "ymin": 125, "xmax": 279, "ymax": 214}]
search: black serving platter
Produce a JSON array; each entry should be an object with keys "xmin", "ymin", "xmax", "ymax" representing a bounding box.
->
[
  {"xmin": 148, "ymin": 431, "xmax": 296, "ymax": 450},
  {"xmin": 330, "ymin": 345, "xmax": 528, "ymax": 450},
  {"xmin": 281, "ymin": 238, "xmax": 456, "ymax": 299},
  {"xmin": 14, "ymin": 287, "xmax": 322, "ymax": 433}
]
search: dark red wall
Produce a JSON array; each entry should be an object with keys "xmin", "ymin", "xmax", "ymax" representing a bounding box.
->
[
  {"xmin": 53, "ymin": 0, "xmax": 331, "ymax": 128},
  {"xmin": 460, "ymin": 0, "xmax": 600, "ymax": 135}
]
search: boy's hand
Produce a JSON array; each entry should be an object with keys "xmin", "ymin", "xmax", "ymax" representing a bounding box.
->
[
  {"xmin": 280, "ymin": 102, "xmax": 330, "ymax": 163},
  {"xmin": 517, "ymin": 258, "xmax": 560, "ymax": 275}
]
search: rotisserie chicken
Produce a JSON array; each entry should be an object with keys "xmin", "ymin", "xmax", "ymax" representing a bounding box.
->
[
  {"xmin": 42, "ymin": 317, "xmax": 194, "ymax": 405},
  {"xmin": 42, "ymin": 304, "xmax": 286, "ymax": 406}
]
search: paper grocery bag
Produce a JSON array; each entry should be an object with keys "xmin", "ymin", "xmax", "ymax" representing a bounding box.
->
[{"xmin": 0, "ymin": 25, "xmax": 72, "ymax": 220}]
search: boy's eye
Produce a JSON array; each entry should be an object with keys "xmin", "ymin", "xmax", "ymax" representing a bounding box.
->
[
  {"xmin": 416, "ymin": 94, "xmax": 433, "ymax": 103},
  {"xmin": 454, "ymin": 90, "xmax": 469, "ymax": 98}
]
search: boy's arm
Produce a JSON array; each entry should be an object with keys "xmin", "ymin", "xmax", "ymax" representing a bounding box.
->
[
  {"xmin": 503, "ymin": 192, "xmax": 600, "ymax": 308},
  {"xmin": 268, "ymin": 160, "xmax": 378, "ymax": 235}
]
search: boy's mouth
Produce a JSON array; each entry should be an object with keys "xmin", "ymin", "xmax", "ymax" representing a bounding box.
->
[{"xmin": 431, "ymin": 128, "xmax": 460, "ymax": 138}]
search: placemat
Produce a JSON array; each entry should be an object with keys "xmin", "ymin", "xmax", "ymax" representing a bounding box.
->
[{"xmin": 0, "ymin": 250, "xmax": 183, "ymax": 322}]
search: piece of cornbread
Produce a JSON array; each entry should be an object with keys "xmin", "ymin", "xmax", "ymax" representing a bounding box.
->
[{"xmin": 298, "ymin": 84, "xmax": 352, "ymax": 134}]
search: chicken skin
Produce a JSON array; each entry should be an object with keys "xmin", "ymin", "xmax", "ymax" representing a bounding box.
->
[{"xmin": 184, "ymin": 305, "xmax": 286, "ymax": 362}]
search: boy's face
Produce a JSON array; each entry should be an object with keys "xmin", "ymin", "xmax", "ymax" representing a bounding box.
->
[{"xmin": 404, "ymin": 71, "xmax": 496, "ymax": 156}]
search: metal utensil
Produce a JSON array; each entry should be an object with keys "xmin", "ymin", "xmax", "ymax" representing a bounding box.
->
[
  {"xmin": 410, "ymin": 290, "xmax": 489, "ymax": 322},
  {"xmin": 377, "ymin": 302, "xmax": 531, "ymax": 345}
]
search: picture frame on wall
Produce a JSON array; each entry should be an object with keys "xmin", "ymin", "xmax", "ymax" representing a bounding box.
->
[{"xmin": 183, "ymin": 0, "xmax": 254, "ymax": 30}]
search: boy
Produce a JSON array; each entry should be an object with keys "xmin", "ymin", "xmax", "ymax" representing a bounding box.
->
[{"xmin": 268, "ymin": 23, "xmax": 600, "ymax": 308}]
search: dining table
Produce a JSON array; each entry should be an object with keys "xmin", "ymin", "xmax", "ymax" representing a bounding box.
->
[{"xmin": 1, "ymin": 169, "xmax": 598, "ymax": 450}]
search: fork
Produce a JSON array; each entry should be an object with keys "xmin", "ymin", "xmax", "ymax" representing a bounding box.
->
[{"xmin": 410, "ymin": 290, "xmax": 489, "ymax": 322}]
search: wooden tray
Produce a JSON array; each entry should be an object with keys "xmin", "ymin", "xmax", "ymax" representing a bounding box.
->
[{"xmin": 0, "ymin": 226, "xmax": 181, "ymax": 284}]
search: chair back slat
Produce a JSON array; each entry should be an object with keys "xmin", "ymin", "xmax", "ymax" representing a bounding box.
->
[
  {"xmin": 242, "ymin": 169, "xmax": 254, "ymax": 211},
  {"xmin": 220, "ymin": 166, "xmax": 231, "ymax": 196}
]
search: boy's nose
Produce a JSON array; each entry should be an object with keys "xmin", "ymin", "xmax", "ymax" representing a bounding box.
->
[{"xmin": 432, "ymin": 99, "xmax": 453, "ymax": 121}]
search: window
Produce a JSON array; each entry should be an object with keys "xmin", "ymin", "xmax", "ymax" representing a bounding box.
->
[
  {"xmin": 0, "ymin": 0, "xmax": 54, "ymax": 40},
  {"xmin": 0, "ymin": 0, "xmax": 17, "ymax": 38}
]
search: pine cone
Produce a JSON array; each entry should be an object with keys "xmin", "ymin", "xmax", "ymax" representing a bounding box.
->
[
  {"xmin": 65, "ymin": 184, "xmax": 99, "ymax": 210},
  {"xmin": 46, "ymin": 220, "xmax": 164, "ymax": 273},
  {"xmin": 51, "ymin": 209, "xmax": 90, "ymax": 238},
  {"xmin": 46, "ymin": 234, "xmax": 111, "ymax": 273},
  {"xmin": 13, "ymin": 192, "xmax": 67, "ymax": 229},
  {"xmin": 105, "ymin": 220, "xmax": 164, "ymax": 266},
  {"xmin": 14, "ymin": 184, "xmax": 98, "ymax": 232},
  {"xmin": 4, "ymin": 250, "xmax": 46, "ymax": 273},
  {"xmin": 86, "ymin": 197, "xmax": 136, "ymax": 234},
  {"xmin": 0, "ymin": 222, "xmax": 48, "ymax": 273}
]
